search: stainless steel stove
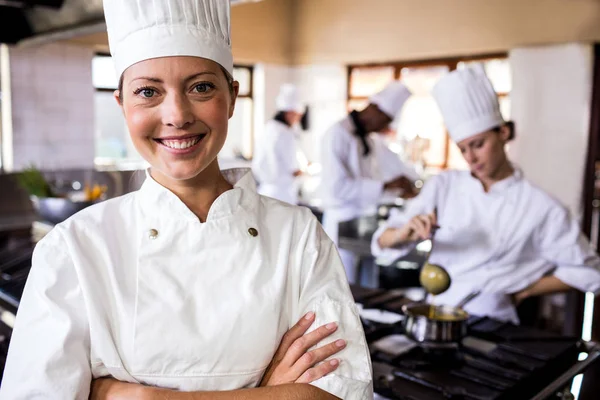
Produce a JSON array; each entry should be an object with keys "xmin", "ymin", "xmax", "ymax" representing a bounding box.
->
[{"xmin": 352, "ymin": 285, "xmax": 600, "ymax": 400}]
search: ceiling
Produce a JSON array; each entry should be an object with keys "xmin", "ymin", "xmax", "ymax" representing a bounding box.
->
[{"xmin": 0, "ymin": 0, "xmax": 263, "ymax": 46}]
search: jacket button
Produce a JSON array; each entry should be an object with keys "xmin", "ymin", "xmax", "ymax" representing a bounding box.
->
[
  {"xmin": 149, "ymin": 229, "xmax": 159, "ymax": 239},
  {"xmin": 248, "ymin": 227, "xmax": 258, "ymax": 237}
]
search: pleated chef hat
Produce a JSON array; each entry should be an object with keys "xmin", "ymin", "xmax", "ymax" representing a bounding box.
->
[
  {"xmin": 103, "ymin": 0, "xmax": 233, "ymax": 78},
  {"xmin": 369, "ymin": 81, "xmax": 412, "ymax": 120},
  {"xmin": 276, "ymin": 84, "xmax": 304, "ymax": 113},
  {"xmin": 432, "ymin": 65, "xmax": 505, "ymax": 143}
]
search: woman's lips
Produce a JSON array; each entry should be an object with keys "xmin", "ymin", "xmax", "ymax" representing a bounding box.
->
[{"xmin": 154, "ymin": 134, "xmax": 206, "ymax": 154}]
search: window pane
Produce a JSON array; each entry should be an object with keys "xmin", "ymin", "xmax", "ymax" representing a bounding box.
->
[
  {"xmin": 347, "ymin": 98, "xmax": 369, "ymax": 113},
  {"xmin": 395, "ymin": 66, "xmax": 450, "ymax": 170},
  {"xmin": 399, "ymin": 66, "xmax": 449, "ymax": 94},
  {"xmin": 94, "ymin": 91, "xmax": 145, "ymax": 168},
  {"xmin": 92, "ymin": 56, "xmax": 118, "ymax": 89},
  {"xmin": 458, "ymin": 58, "xmax": 511, "ymax": 93},
  {"xmin": 349, "ymin": 66, "xmax": 395, "ymax": 97},
  {"xmin": 223, "ymin": 97, "xmax": 253, "ymax": 159},
  {"xmin": 233, "ymin": 67, "xmax": 251, "ymax": 97},
  {"xmin": 499, "ymin": 96, "xmax": 511, "ymax": 121}
]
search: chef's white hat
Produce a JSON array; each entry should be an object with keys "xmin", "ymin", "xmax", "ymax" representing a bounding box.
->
[
  {"xmin": 276, "ymin": 84, "xmax": 304, "ymax": 113},
  {"xmin": 103, "ymin": 0, "xmax": 233, "ymax": 78},
  {"xmin": 369, "ymin": 81, "xmax": 412, "ymax": 119},
  {"xmin": 432, "ymin": 65, "xmax": 505, "ymax": 143}
]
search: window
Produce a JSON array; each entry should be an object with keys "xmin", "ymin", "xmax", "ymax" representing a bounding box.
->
[
  {"xmin": 221, "ymin": 65, "xmax": 254, "ymax": 161},
  {"xmin": 347, "ymin": 54, "xmax": 511, "ymax": 173},
  {"xmin": 92, "ymin": 53, "xmax": 145, "ymax": 170}
]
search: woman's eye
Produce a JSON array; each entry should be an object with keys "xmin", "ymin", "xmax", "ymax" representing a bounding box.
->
[
  {"xmin": 194, "ymin": 83, "xmax": 213, "ymax": 93},
  {"xmin": 135, "ymin": 88, "xmax": 156, "ymax": 98}
]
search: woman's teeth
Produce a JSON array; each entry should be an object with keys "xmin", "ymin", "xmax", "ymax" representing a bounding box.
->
[{"xmin": 160, "ymin": 136, "xmax": 202, "ymax": 149}]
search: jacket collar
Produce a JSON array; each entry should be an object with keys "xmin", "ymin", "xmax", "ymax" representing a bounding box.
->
[
  {"xmin": 469, "ymin": 166, "xmax": 523, "ymax": 194},
  {"xmin": 138, "ymin": 168, "xmax": 259, "ymax": 222}
]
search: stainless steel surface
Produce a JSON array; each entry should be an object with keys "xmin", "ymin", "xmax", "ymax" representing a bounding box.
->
[
  {"xmin": 401, "ymin": 302, "xmax": 468, "ymax": 343},
  {"xmin": 530, "ymin": 341, "xmax": 600, "ymax": 400}
]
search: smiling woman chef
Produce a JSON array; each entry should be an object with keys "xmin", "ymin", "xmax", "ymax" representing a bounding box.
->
[
  {"xmin": 0, "ymin": 1, "xmax": 372, "ymax": 399},
  {"xmin": 373, "ymin": 66, "xmax": 600, "ymax": 324}
]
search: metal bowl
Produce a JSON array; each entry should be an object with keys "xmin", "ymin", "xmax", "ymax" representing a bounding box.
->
[
  {"xmin": 402, "ymin": 302, "xmax": 469, "ymax": 344},
  {"xmin": 31, "ymin": 196, "xmax": 95, "ymax": 225}
]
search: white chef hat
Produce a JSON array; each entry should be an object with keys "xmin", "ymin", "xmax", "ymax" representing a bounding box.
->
[
  {"xmin": 369, "ymin": 81, "xmax": 412, "ymax": 119},
  {"xmin": 103, "ymin": 0, "xmax": 233, "ymax": 78},
  {"xmin": 276, "ymin": 84, "xmax": 304, "ymax": 113},
  {"xmin": 432, "ymin": 65, "xmax": 505, "ymax": 143}
]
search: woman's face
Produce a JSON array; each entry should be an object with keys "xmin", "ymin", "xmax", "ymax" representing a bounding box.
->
[
  {"xmin": 116, "ymin": 56, "xmax": 239, "ymax": 183},
  {"xmin": 457, "ymin": 126, "xmax": 510, "ymax": 181}
]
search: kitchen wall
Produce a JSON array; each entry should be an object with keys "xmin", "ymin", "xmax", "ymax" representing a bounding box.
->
[
  {"xmin": 8, "ymin": 42, "xmax": 95, "ymax": 171},
  {"xmin": 293, "ymin": 0, "xmax": 600, "ymax": 65},
  {"xmin": 66, "ymin": 0, "xmax": 297, "ymax": 66},
  {"xmin": 509, "ymin": 43, "xmax": 594, "ymax": 218},
  {"xmin": 292, "ymin": 64, "xmax": 348, "ymax": 162},
  {"xmin": 231, "ymin": 0, "xmax": 294, "ymax": 65}
]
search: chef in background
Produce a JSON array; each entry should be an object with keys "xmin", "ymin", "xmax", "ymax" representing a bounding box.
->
[
  {"xmin": 372, "ymin": 66, "xmax": 600, "ymax": 324},
  {"xmin": 252, "ymin": 84, "xmax": 305, "ymax": 204},
  {"xmin": 321, "ymin": 81, "xmax": 416, "ymax": 282}
]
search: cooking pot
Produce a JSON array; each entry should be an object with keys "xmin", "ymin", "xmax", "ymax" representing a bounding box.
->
[{"xmin": 401, "ymin": 302, "xmax": 469, "ymax": 344}]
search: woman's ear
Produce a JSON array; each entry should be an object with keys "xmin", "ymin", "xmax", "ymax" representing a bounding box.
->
[
  {"xmin": 498, "ymin": 124, "xmax": 511, "ymax": 142},
  {"xmin": 228, "ymin": 81, "xmax": 240, "ymax": 118},
  {"xmin": 113, "ymin": 90, "xmax": 122, "ymax": 107}
]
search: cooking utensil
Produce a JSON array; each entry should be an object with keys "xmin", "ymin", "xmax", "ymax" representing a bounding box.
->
[
  {"xmin": 417, "ymin": 209, "xmax": 452, "ymax": 296},
  {"xmin": 419, "ymin": 263, "xmax": 451, "ymax": 296},
  {"xmin": 402, "ymin": 302, "xmax": 469, "ymax": 343},
  {"xmin": 455, "ymin": 290, "xmax": 481, "ymax": 309}
]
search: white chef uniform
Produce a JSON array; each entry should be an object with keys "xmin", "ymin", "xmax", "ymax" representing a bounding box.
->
[
  {"xmin": 1, "ymin": 169, "xmax": 373, "ymax": 399},
  {"xmin": 0, "ymin": 0, "xmax": 373, "ymax": 398},
  {"xmin": 252, "ymin": 84, "xmax": 304, "ymax": 204},
  {"xmin": 321, "ymin": 82, "xmax": 412, "ymax": 282}
]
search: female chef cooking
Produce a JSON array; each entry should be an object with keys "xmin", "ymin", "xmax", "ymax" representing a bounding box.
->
[
  {"xmin": 321, "ymin": 81, "xmax": 416, "ymax": 283},
  {"xmin": 0, "ymin": 1, "xmax": 373, "ymax": 399},
  {"xmin": 372, "ymin": 66, "xmax": 600, "ymax": 324},
  {"xmin": 252, "ymin": 84, "xmax": 306, "ymax": 204}
]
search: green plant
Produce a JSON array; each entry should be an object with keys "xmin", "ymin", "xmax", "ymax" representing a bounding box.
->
[{"xmin": 15, "ymin": 166, "xmax": 56, "ymax": 198}]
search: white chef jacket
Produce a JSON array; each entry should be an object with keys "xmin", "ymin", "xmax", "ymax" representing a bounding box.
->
[
  {"xmin": 0, "ymin": 169, "xmax": 373, "ymax": 400},
  {"xmin": 319, "ymin": 116, "xmax": 387, "ymax": 281},
  {"xmin": 371, "ymin": 168, "xmax": 600, "ymax": 323},
  {"xmin": 252, "ymin": 119, "xmax": 300, "ymax": 204}
]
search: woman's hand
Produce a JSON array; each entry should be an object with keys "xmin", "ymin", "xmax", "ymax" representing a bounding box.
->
[
  {"xmin": 393, "ymin": 212, "xmax": 437, "ymax": 244},
  {"xmin": 259, "ymin": 312, "xmax": 346, "ymax": 386},
  {"xmin": 90, "ymin": 378, "xmax": 147, "ymax": 400}
]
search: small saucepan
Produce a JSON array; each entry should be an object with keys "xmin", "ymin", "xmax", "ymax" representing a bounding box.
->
[{"xmin": 401, "ymin": 291, "xmax": 480, "ymax": 344}]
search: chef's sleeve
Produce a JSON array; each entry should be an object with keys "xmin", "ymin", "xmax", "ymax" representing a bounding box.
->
[
  {"xmin": 537, "ymin": 204, "xmax": 600, "ymax": 295},
  {"xmin": 296, "ymin": 213, "xmax": 373, "ymax": 400},
  {"xmin": 0, "ymin": 227, "xmax": 91, "ymax": 399},
  {"xmin": 321, "ymin": 128, "xmax": 383, "ymax": 208},
  {"xmin": 370, "ymin": 174, "xmax": 441, "ymax": 263}
]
